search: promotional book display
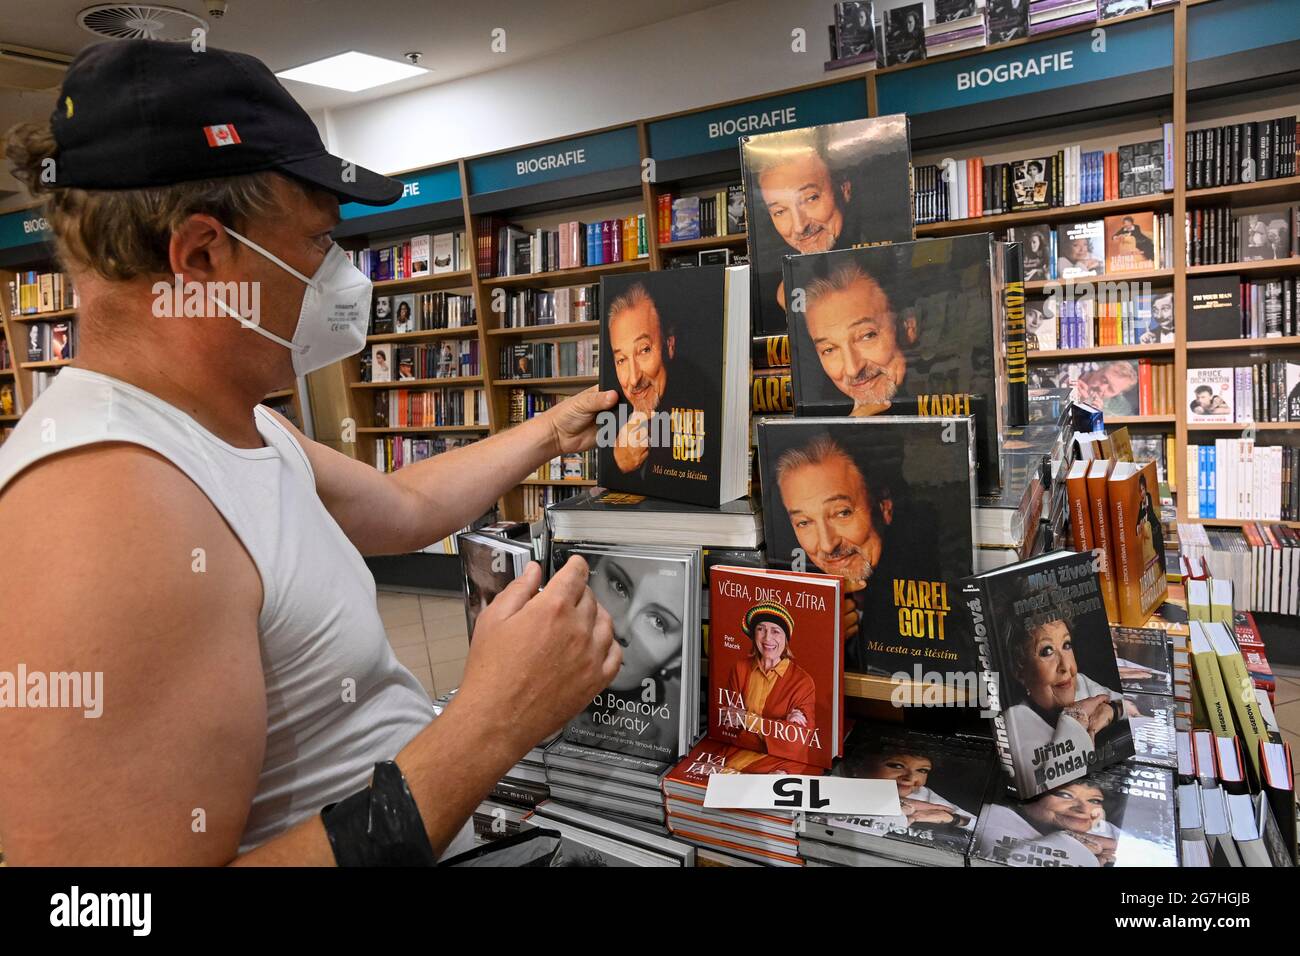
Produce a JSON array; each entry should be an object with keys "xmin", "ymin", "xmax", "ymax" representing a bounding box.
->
[
  {"xmin": 739, "ymin": 114, "xmax": 914, "ymax": 335},
  {"xmin": 757, "ymin": 416, "xmax": 979, "ymax": 677},
  {"xmin": 595, "ymin": 266, "xmax": 750, "ymax": 507},
  {"xmin": 782, "ymin": 233, "xmax": 1020, "ymax": 495},
  {"xmin": 961, "ymin": 549, "xmax": 1136, "ymax": 799},
  {"xmin": 801, "ymin": 726, "xmax": 995, "ymax": 867}
]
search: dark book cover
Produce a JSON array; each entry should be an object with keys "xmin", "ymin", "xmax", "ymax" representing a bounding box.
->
[
  {"xmin": 1010, "ymin": 158, "xmax": 1052, "ymax": 212},
  {"xmin": 1002, "ymin": 241, "xmax": 1030, "ymax": 427},
  {"xmin": 987, "ymin": 0, "xmax": 1030, "ymax": 45},
  {"xmin": 883, "ymin": 3, "xmax": 926, "ymax": 67},
  {"xmin": 726, "ymin": 183, "xmax": 747, "ymax": 234},
  {"xmin": 371, "ymin": 295, "xmax": 394, "ymax": 335},
  {"xmin": 757, "ymin": 416, "xmax": 978, "ymax": 678},
  {"xmin": 934, "ymin": 0, "xmax": 978, "ymax": 21},
  {"xmin": 552, "ymin": 542, "xmax": 697, "ymax": 762},
  {"xmin": 596, "ymin": 266, "xmax": 746, "ymax": 506},
  {"xmin": 971, "ymin": 762, "xmax": 1177, "ymax": 867},
  {"xmin": 782, "ymin": 234, "xmax": 1005, "ymax": 494},
  {"xmin": 740, "ymin": 114, "xmax": 914, "ymax": 335},
  {"xmin": 1007, "ymin": 224, "xmax": 1052, "ymax": 281},
  {"xmin": 960, "ymin": 549, "xmax": 1136, "ymax": 799},
  {"xmin": 1110, "ymin": 627, "xmax": 1174, "ymax": 696},
  {"xmin": 806, "ymin": 725, "xmax": 993, "ymax": 863},
  {"xmin": 751, "ymin": 334, "xmax": 790, "ymax": 369},
  {"xmin": 835, "ymin": 0, "xmax": 876, "ymax": 58}
]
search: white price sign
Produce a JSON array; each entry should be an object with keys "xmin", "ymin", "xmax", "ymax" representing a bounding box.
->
[{"xmin": 703, "ymin": 774, "xmax": 901, "ymax": 816}]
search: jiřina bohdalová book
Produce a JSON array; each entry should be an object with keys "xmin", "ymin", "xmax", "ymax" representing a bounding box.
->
[
  {"xmin": 782, "ymin": 233, "xmax": 1024, "ymax": 495},
  {"xmin": 596, "ymin": 265, "xmax": 750, "ymax": 507},
  {"xmin": 756, "ymin": 415, "xmax": 978, "ymax": 679},
  {"xmin": 960, "ymin": 549, "xmax": 1135, "ymax": 799},
  {"xmin": 739, "ymin": 113, "xmax": 914, "ymax": 336}
]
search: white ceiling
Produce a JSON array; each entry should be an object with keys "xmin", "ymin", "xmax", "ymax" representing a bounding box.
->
[{"xmin": 0, "ymin": 0, "xmax": 733, "ymax": 198}]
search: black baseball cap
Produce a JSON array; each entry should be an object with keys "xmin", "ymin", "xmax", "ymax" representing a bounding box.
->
[{"xmin": 49, "ymin": 39, "xmax": 402, "ymax": 206}]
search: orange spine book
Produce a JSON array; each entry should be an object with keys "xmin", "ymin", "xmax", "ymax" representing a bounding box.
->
[
  {"xmin": 1066, "ymin": 460, "xmax": 1095, "ymax": 553},
  {"xmin": 1087, "ymin": 459, "xmax": 1120, "ymax": 620},
  {"xmin": 1108, "ymin": 460, "xmax": 1169, "ymax": 626}
]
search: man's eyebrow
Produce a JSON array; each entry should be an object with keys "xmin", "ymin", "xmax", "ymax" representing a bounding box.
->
[
  {"xmin": 612, "ymin": 332, "xmax": 652, "ymax": 353},
  {"xmin": 811, "ymin": 315, "xmax": 882, "ymax": 344},
  {"xmin": 820, "ymin": 493, "xmax": 855, "ymax": 507}
]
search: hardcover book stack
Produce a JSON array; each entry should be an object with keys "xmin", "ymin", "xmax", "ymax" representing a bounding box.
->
[
  {"xmin": 974, "ymin": 417, "xmax": 1073, "ymax": 571},
  {"xmin": 538, "ymin": 739, "xmax": 673, "ymax": 834},
  {"xmin": 800, "ymin": 726, "xmax": 995, "ymax": 867},
  {"xmin": 1028, "ymin": 0, "xmax": 1096, "ymax": 35},
  {"xmin": 520, "ymin": 799, "xmax": 695, "ymax": 865},
  {"xmin": 925, "ymin": 0, "xmax": 987, "ymax": 58},
  {"xmin": 1112, "ymin": 626, "xmax": 1178, "ymax": 771}
]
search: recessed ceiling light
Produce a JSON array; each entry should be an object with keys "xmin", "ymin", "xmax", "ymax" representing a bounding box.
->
[{"xmin": 275, "ymin": 51, "xmax": 427, "ymax": 93}]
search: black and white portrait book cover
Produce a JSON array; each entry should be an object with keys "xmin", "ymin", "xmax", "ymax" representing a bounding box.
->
[
  {"xmin": 960, "ymin": 549, "xmax": 1135, "ymax": 800},
  {"xmin": 756, "ymin": 415, "xmax": 978, "ymax": 679},
  {"xmin": 805, "ymin": 724, "xmax": 994, "ymax": 864},
  {"xmin": 596, "ymin": 266, "xmax": 749, "ymax": 507},
  {"xmin": 783, "ymin": 233, "xmax": 1008, "ymax": 494},
  {"xmin": 457, "ymin": 531, "xmax": 534, "ymax": 642},
  {"xmin": 740, "ymin": 114, "xmax": 913, "ymax": 336},
  {"xmin": 970, "ymin": 763, "xmax": 1178, "ymax": 867},
  {"xmin": 551, "ymin": 541, "xmax": 701, "ymax": 761}
]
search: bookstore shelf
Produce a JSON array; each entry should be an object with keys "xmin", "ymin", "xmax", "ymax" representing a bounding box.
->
[
  {"xmin": 521, "ymin": 478, "xmax": 598, "ymax": 486},
  {"xmin": 357, "ymin": 425, "xmax": 488, "ymax": 434},
  {"xmin": 0, "ymin": 414, "xmax": 18, "ymax": 423},
  {"xmin": 1186, "ymin": 421, "xmax": 1300, "ymax": 431},
  {"xmin": 1029, "ymin": 343, "xmax": 1176, "ymax": 361},
  {"xmin": 0, "ymin": 369, "xmax": 13, "ymax": 377},
  {"xmin": 263, "ymin": 389, "xmax": 295, "ymax": 400},
  {"xmin": 1186, "ymin": 336, "xmax": 1300, "ymax": 351},
  {"xmin": 20, "ymin": 359, "xmax": 70, "ymax": 370},
  {"xmin": 1193, "ymin": 517, "xmax": 1300, "ymax": 529},
  {"xmin": 349, "ymin": 376, "xmax": 482, "ymax": 390},
  {"xmin": 485, "ymin": 321, "xmax": 600, "ymax": 339},
  {"xmin": 657, "ymin": 233, "xmax": 748, "ymax": 252},
  {"xmin": 1108, "ymin": 415, "xmax": 1177, "ymax": 425},
  {"xmin": 1023, "ymin": 269, "xmax": 1174, "ymax": 294},
  {"xmin": 479, "ymin": 260, "xmax": 649, "ymax": 289},
  {"xmin": 365, "ymin": 327, "xmax": 480, "ymax": 344},
  {"xmin": 1184, "ymin": 173, "xmax": 1300, "ymax": 207},
  {"xmin": 1185, "ymin": 258, "xmax": 1300, "ymax": 278},
  {"xmin": 502, "ymin": 375, "xmax": 597, "ymax": 387},
  {"xmin": 914, "ymin": 194, "xmax": 1176, "ymax": 238},
  {"xmin": 10, "ymin": 308, "xmax": 75, "ymax": 323},
  {"xmin": 370, "ymin": 270, "xmax": 474, "ymax": 293}
]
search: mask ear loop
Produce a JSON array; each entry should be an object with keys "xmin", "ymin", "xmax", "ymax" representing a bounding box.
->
[{"xmin": 209, "ymin": 224, "xmax": 312, "ymax": 353}]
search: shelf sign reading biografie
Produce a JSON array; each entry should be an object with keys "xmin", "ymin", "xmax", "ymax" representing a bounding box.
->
[
  {"xmin": 467, "ymin": 127, "xmax": 641, "ymax": 195},
  {"xmin": 876, "ymin": 12, "xmax": 1174, "ymax": 116},
  {"xmin": 0, "ymin": 208, "xmax": 53, "ymax": 251},
  {"xmin": 338, "ymin": 163, "xmax": 461, "ymax": 221},
  {"xmin": 647, "ymin": 80, "xmax": 868, "ymax": 162}
]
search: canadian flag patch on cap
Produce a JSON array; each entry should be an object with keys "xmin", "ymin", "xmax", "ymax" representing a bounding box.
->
[{"xmin": 203, "ymin": 124, "xmax": 242, "ymax": 147}]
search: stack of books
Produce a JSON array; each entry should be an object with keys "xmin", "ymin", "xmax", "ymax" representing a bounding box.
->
[
  {"xmin": 1029, "ymin": 0, "xmax": 1098, "ymax": 35},
  {"xmin": 538, "ymin": 740, "xmax": 671, "ymax": 833},
  {"xmin": 925, "ymin": 0, "xmax": 987, "ymax": 57}
]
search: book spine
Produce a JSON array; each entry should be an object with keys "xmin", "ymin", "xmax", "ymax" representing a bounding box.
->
[
  {"xmin": 1087, "ymin": 465, "xmax": 1120, "ymax": 621},
  {"xmin": 959, "ymin": 580, "xmax": 1016, "ymax": 790},
  {"xmin": 1067, "ymin": 472, "xmax": 1095, "ymax": 553},
  {"xmin": 1003, "ymin": 244, "xmax": 1029, "ymax": 426}
]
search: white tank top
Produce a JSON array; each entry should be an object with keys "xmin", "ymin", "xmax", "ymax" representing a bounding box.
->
[{"xmin": 0, "ymin": 367, "xmax": 437, "ymax": 853}]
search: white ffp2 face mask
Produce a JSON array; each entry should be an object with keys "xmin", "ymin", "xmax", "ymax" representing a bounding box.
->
[{"xmin": 211, "ymin": 225, "xmax": 373, "ymax": 376}]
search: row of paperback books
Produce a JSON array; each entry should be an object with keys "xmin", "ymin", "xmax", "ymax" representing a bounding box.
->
[
  {"xmin": 23, "ymin": 320, "xmax": 75, "ymax": 363},
  {"xmin": 1187, "ymin": 362, "xmax": 1300, "ymax": 424},
  {"xmin": 497, "ymin": 337, "xmax": 599, "ymax": 380},
  {"xmin": 1187, "ymin": 205, "xmax": 1296, "ymax": 266},
  {"xmin": 507, "ymin": 387, "xmax": 562, "ymax": 425},
  {"xmin": 532, "ymin": 450, "xmax": 594, "ymax": 482},
  {"xmin": 371, "ymin": 385, "xmax": 488, "ymax": 429},
  {"xmin": 348, "ymin": 230, "xmax": 468, "ymax": 281},
  {"xmin": 1030, "ymin": 359, "xmax": 1173, "ymax": 416},
  {"xmin": 6, "ymin": 270, "xmax": 77, "ymax": 315},
  {"xmin": 657, "ymin": 187, "xmax": 746, "ymax": 244},
  {"xmin": 915, "ymin": 133, "xmax": 1172, "ymax": 224},
  {"xmin": 1184, "ymin": 528, "xmax": 1300, "ymax": 618},
  {"xmin": 360, "ymin": 339, "xmax": 479, "ymax": 383},
  {"xmin": 1186, "ymin": 115, "xmax": 1298, "ymax": 190},
  {"xmin": 521, "ymin": 483, "xmax": 584, "ymax": 521},
  {"xmin": 368, "ymin": 291, "xmax": 475, "ymax": 335},
  {"xmin": 496, "ymin": 284, "xmax": 598, "ymax": 329},
  {"xmin": 372, "ymin": 433, "xmax": 478, "ymax": 474},
  {"xmin": 1188, "ymin": 275, "xmax": 1300, "ymax": 340},
  {"xmin": 1009, "ymin": 213, "xmax": 1176, "ymax": 281},
  {"xmin": 478, "ymin": 215, "xmax": 648, "ymax": 278},
  {"xmin": 1187, "ymin": 442, "xmax": 1298, "ymax": 523},
  {"xmin": 1027, "ymin": 291, "xmax": 1175, "ymax": 349}
]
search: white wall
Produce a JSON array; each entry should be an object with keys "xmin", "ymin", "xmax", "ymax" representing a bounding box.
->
[{"xmin": 322, "ymin": 0, "xmax": 858, "ymax": 174}]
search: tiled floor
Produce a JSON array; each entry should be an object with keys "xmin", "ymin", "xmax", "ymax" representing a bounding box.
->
[
  {"xmin": 379, "ymin": 590, "xmax": 468, "ymax": 700},
  {"xmin": 379, "ymin": 589, "xmax": 1300, "ymax": 787}
]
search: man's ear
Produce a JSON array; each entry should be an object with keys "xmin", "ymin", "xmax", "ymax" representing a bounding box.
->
[
  {"xmin": 901, "ymin": 314, "xmax": 919, "ymax": 346},
  {"xmin": 879, "ymin": 496, "xmax": 894, "ymax": 526},
  {"xmin": 169, "ymin": 213, "xmax": 234, "ymax": 281},
  {"xmin": 666, "ymin": 335, "xmax": 676, "ymax": 361},
  {"xmin": 839, "ymin": 179, "xmax": 852, "ymax": 205}
]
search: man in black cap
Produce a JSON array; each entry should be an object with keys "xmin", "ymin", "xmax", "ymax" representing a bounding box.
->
[{"xmin": 0, "ymin": 40, "xmax": 620, "ymax": 866}]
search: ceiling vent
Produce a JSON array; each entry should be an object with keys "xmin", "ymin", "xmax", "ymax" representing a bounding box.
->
[{"xmin": 77, "ymin": 4, "xmax": 210, "ymax": 42}]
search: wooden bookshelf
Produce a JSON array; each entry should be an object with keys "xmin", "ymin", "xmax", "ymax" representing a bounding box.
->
[
  {"xmin": 1194, "ymin": 517, "xmax": 1300, "ymax": 529},
  {"xmin": 9, "ymin": 307, "xmax": 75, "ymax": 323},
  {"xmin": 479, "ymin": 259, "xmax": 649, "ymax": 290},
  {"xmin": 1028, "ymin": 343, "xmax": 1175, "ymax": 360},
  {"xmin": 1186, "ymin": 336, "xmax": 1300, "ymax": 351},
  {"xmin": 657, "ymin": 233, "xmax": 748, "ymax": 252},
  {"xmin": 485, "ymin": 321, "xmax": 600, "ymax": 339},
  {"xmin": 349, "ymin": 375, "xmax": 483, "ymax": 390},
  {"xmin": 1108, "ymin": 415, "xmax": 1177, "ymax": 425},
  {"xmin": 357, "ymin": 425, "xmax": 488, "ymax": 434},
  {"xmin": 370, "ymin": 269, "xmax": 474, "ymax": 293},
  {"xmin": 1186, "ymin": 421, "xmax": 1300, "ymax": 431},
  {"xmin": 366, "ymin": 326, "xmax": 481, "ymax": 344},
  {"xmin": 499, "ymin": 375, "xmax": 597, "ymax": 388},
  {"xmin": 521, "ymin": 478, "xmax": 598, "ymax": 486},
  {"xmin": 1023, "ymin": 269, "xmax": 1175, "ymax": 293},
  {"xmin": 1185, "ymin": 257, "xmax": 1300, "ymax": 278},
  {"xmin": 1184, "ymin": 173, "xmax": 1300, "ymax": 207},
  {"xmin": 915, "ymin": 194, "xmax": 1175, "ymax": 239}
]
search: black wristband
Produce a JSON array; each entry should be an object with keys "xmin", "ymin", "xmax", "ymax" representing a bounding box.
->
[{"xmin": 320, "ymin": 760, "xmax": 438, "ymax": 867}]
